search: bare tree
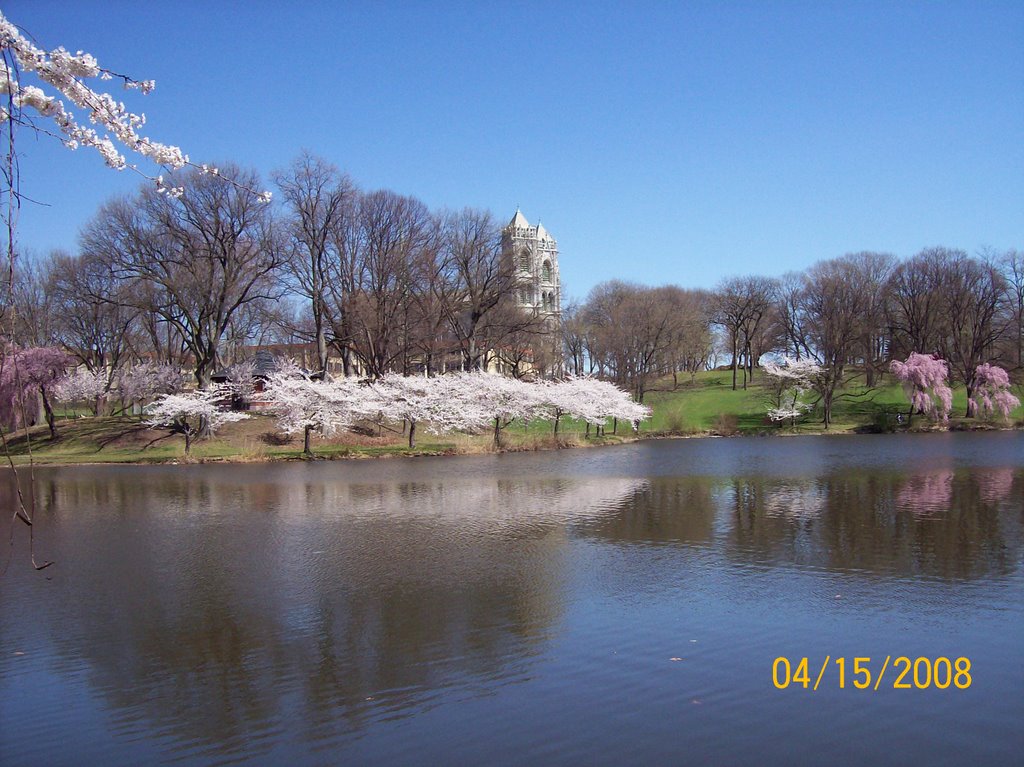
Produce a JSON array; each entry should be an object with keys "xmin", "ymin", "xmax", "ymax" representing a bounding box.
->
[
  {"xmin": 997, "ymin": 249, "xmax": 1023, "ymax": 369},
  {"xmin": 578, "ymin": 281, "xmax": 684, "ymax": 402},
  {"xmin": 799, "ymin": 256, "xmax": 872, "ymax": 428},
  {"xmin": 936, "ymin": 253, "xmax": 1008, "ymax": 413},
  {"xmin": 846, "ymin": 252, "xmax": 896, "ymax": 386},
  {"xmin": 441, "ymin": 208, "xmax": 524, "ymax": 371},
  {"xmin": 47, "ymin": 250, "xmax": 139, "ymax": 404},
  {"xmin": 560, "ymin": 301, "xmax": 587, "ymax": 376},
  {"xmin": 274, "ymin": 152, "xmax": 355, "ymax": 376},
  {"xmin": 3, "ymin": 251, "xmax": 59, "ymax": 347},
  {"xmin": 325, "ymin": 189, "xmax": 434, "ymax": 378},
  {"xmin": 712, "ymin": 276, "xmax": 776, "ymax": 390},
  {"xmin": 886, "ymin": 247, "xmax": 953, "ymax": 359},
  {"xmin": 82, "ymin": 165, "xmax": 284, "ymax": 388}
]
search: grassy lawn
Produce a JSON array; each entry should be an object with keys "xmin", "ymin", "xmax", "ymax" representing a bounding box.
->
[
  {"xmin": 642, "ymin": 368, "xmax": 1023, "ymax": 435},
  {"xmin": 1, "ymin": 369, "xmax": 1020, "ymax": 466}
]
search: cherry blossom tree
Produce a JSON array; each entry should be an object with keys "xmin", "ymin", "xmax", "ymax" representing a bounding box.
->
[
  {"xmin": 371, "ymin": 372, "xmax": 500, "ymax": 449},
  {"xmin": 969, "ymin": 363, "xmax": 1020, "ymax": 422},
  {"xmin": 546, "ymin": 376, "xmax": 651, "ymax": 435},
  {"xmin": 0, "ymin": 345, "xmax": 74, "ymax": 437},
  {"xmin": 890, "ymin": 353, "xmax": 953, "ymax": 424},
  {"xmin": 115, "ymin": 362, "xmax": 185, "ymax": 415},
  {"xmin": 372, "ymin": 374, "xmax": 438, "ymax": 450},
  {"xmin": 464, "ymin": 373, "xmax": 549, "ymax": 447},
  {"xmin": 52, "ymin": 367, "xmax": 107, "ymax": 414},
  {"xmin": 262, "ymin": 362, "xmax": 374, "ymax": 456},
  {"xmin": 145, "ymin": 386, "xmax": 248, "ymax": 456},
  {"xmin": 225, "ymin": 360, "xmax": 257, "ymax": 409},
  {"xmin": 763, "ymin": 357, "xmax": 822, "ymax": 425}
]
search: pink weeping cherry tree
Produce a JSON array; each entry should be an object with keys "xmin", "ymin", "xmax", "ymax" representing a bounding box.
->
[
  {"xmin": 969, "ymin": 363, "xmax": 1020, "ymax": 422},
  {"xmin": 890, "ymin": 353, "xmax": 953, "ymax": 424},
  {"xmin": 0, "ymin": 346, "xmax": 74, "ymax": 438}
]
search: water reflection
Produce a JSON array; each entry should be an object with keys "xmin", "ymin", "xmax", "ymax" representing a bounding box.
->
[
  {"xmin": 2, "ymin": 472, "xmax": 648, "ymax": 759},
  {"xmin": 1, "ymin": 437, "xmax": 1022, "ymax": 764},
  {"xmin": 716, "ymin": 470, "xmax": 1021, "ymax": 579}
]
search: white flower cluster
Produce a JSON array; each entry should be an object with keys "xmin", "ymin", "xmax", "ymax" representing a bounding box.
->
[
  {"xmin": 0, "ymin": 11, "xmax": 270, "ymax": 201},
  {"xmin": 51, "ymin": 367, "xmax": 108, "ymax": 402},
  {"xmin": 0, "ymin": 13, "xmax": 185, "ymax": 173},
  {"xmin": 260, "ymin": 369, "xmax": 651, "ymax": 445},
  {"xmin": 144, "ymin": 385, "xmax": 248, "ymax": 434},
  {"xmin": 763, "ymin": 357, "xmax": 822, "ymax": 423}
]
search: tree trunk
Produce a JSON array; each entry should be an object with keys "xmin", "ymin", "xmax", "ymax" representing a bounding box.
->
[
  {"xmin": 408, "ymin": 419, "xmax": 416, "ymax": 450},
  {"xmin": 303, "ymin": 425, "xmax": 313, "ymax": 457},
  {"xmin": 40, "ymin": 386, "xmax": 57, "ymax": 440},
  {"xmin": 493, "ymin": 417, "xmax": 501, "ymax": 448},
  {"xmin": 731, "ymin": 334, "xmax": 738, "ymax": 391}
]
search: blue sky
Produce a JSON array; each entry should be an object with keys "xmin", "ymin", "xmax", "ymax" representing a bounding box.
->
[{"xmin": 6, "ymin": 1, "xmax": 1023, "ymax": 300}]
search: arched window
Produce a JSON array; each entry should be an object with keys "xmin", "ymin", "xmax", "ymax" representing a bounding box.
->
[
  {"xmin": 542, "ymin": 260, "xmax": 552, "ymax": 282},
  {"xmin": 519, "ymin": 249, "xmax": 531, "ymax": 272}
]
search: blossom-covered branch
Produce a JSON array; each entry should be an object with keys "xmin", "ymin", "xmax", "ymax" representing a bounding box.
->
[{"xmin": 0, "ymin": 11, "xmax": 270, "ymax": 202}]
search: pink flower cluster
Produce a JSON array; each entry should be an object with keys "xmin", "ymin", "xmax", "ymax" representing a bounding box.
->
[
  {"xmin": 969, "ymin": 363, "xmax": 1020, "ymax": 421},
  {"xmin": 890, "ymin": 353, "xmax": 953, "ymax": 421}
]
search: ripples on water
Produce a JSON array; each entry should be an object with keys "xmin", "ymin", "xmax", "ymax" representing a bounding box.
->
[{"xmin": 0, "ymin": 433, "xmax": 1022, "ymax": 765}]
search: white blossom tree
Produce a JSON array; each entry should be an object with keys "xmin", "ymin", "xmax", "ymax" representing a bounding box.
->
[
  {"xmin": 52, "ymin": 367, "xmax": 108, "ymax": 414},
  {"xmin": 225, "ymin": 360, "xmax": 257, "ymax": 408},
  {"xmin": 762, "ymin": 357, "xmax": 822, "ymax": 425},
  {"xmin": 145, "ymin": 386, "xmax": 247, "ymax": 456},
  {"xmin": 115, "ymin": 362, "xmax": 185, "ymax": 415},
  {"xmin": 370, "ymin": 372, "xmax": 494, "ymax": 449},
  {"xmin": 554, "ymin": 376, "xmax": 651, "ymax": 435},
  {"xmin": 454, "ymin": 373, "xmax": 550, "ymax": 447},
  {"xmin": 262, "ymin": 362, "xmax": 375, "ymax": 456}
]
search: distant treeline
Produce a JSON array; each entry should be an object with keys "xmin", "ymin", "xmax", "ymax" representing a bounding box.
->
[{"xmin": 3, "ymin": 154, "xmax": 1021, "ymax": 427}]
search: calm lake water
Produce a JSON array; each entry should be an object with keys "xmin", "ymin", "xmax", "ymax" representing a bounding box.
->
[{"xmin": 1, "ymin": 433, "xmax": 1022, "ymax": 766}]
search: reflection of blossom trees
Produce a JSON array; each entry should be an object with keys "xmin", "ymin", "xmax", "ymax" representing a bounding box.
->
[
  {"xmin": 762, "ymin": 481, "xmax": 827, "ymax": 520},
  {"xmin": 895, "ymin": 469, "xmax": 955, "ymax": 517},
  {"xmin": 2, "ymin": 468, "xmax": 646, "ymax": 760},
  {"xmin": 722, "ymin": 470, "xmax": 1021, "ymax": 579},
  {"xmin": 976, "ymin": 468, "xmax": 1015, "ymax": 505}
]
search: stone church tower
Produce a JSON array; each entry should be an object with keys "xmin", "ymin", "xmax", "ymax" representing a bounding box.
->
[{"xmin": 503, "ymin": 210, "xmax": 561, "ymax": 329}]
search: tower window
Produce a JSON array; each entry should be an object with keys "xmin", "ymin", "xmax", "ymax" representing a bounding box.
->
[
  {"xmin": 519, "ymin": 250, "xmax": 531, "ymax": 272},
  {"xmin": 542, "ymin": 260, "xmax": 552, "ymax": 282}
]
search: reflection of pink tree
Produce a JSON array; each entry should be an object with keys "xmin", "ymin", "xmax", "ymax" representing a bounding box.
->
[
  {"xmin": 976, "ymin": 468, "xmax": 1014, "ymax": 505},
  {"xmin": 896, "ymin": 469, "xmax": 954, "ymax": 517},
  {"xmin": 968, "ymin": 364, "xmax": 1020, "ymax": 422},
  {"xmin": 890, "ymin": 353, "xmax": 953, "ymax": 424}
]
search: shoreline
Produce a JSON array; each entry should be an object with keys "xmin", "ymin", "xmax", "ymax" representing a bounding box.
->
[{"xmin": 2, "ymin": 420, "xmax": 1019, "ymax": 469}]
